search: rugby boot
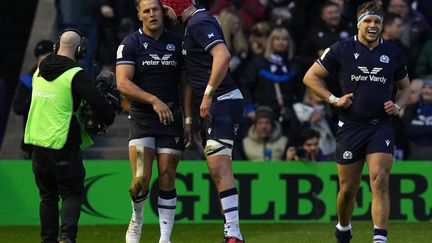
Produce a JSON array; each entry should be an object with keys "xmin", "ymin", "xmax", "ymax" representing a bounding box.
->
[{"xmin": 125, "ymin": 219, "xmax": 142, "ymax": 243}]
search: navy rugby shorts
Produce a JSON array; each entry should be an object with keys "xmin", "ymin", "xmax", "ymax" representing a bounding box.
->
[
  {"xmin": 336, "ymin": 118, "xmax": 394, "ymax": 164},
  {"xmin": 202, "ymin": 99, "xmax": 243, "ymax": 141},
  {"xmin": 129, "ymin": 107, "xmax": 184, "ymax": 151}
]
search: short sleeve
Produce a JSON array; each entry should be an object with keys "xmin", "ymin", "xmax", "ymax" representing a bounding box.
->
[
  {"xmin": 315, "ymin": 43, "xmax": 341, "ymax": 73},
  {"xmin": 116, "ymin": 36, "xmax": 136, "ymax": 65},
  {"xmin": 189, "ymin": 19, "xmax": 225, "ymax": 52},
  {"xmin": 394, "ymin": 50, "xmax": 408, "ymax": 81}
]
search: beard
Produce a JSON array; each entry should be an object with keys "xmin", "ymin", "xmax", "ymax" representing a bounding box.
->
[{"xmin": 361, "ymin": 29, "xmax": 382, "ymax": 44}]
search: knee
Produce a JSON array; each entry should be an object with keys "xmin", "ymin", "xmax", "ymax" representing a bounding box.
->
[
  {"xmin": 371, "ymin": 170, "xmax": 390, "ymax": 193},
  {"xmin": 159, "ymin": 169, "xmax": 176, "ymax": 184},
  {"xmin": 339, "ymin": 185, "xmax": 358, "ymax": 201},
  {"xmin": 40, "ymin": 194, "xmax": 59, "ymax": 205},
  {"xmin": 209, "ymin": 164, "xmax": 232, "ymax": 187},
  {"xmin": 141, "ymin": 174, "xmax": 151, "ymax": 187},
  {"xmin": 133, "ymin": 173, "xmax": 151, "ymax": 189},
  {"xmin": 209, "ymin": 166, "xmax": 224, "ymax": 185}
]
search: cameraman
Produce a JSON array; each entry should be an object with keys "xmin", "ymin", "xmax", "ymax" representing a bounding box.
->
[
  {"xmin": 24, "ymin": 30, "xmax": 115, "ymax": 243},
  {"xmin": 286, "ymin": 128, "xmax": 330, "ymax": 162}
]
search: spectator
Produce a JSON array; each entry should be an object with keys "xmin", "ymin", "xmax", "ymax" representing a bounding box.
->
[
  {"xmin": 329, "ymin": 0, "xmax": 357, "ymax": 28},
  {"xmin": 217, "ymin": 7, "xmax": 249, "ymax": 76},
  {"xmin": 92, "ymin": 0, "xmax": 141, "ymax": 72},
  {"xmin": 269, "ymin": 0, "xmax": 295, "ymax": 28},
  {"xmin": 239, "ymin": 0, "xmax": 269, "ymax": 35},
  {"xmin": 93, "ymin": 0, "xmax": 120, "ymax": 72},
  {"xmin": 293, "ymin": 88, "xmax": 336, "ymax": 159},
  {"xmin": 13, "ymin": 39, "xmax": 54, "ymax": 158},
  {"xmin": 299, "ymin": 1, "xmax": 354, "ymax": 99},
  {"xmin": 242, "ymin": 106, "xmax": 289, "ymax": 161},
  {"xmin": 286, "ymin": 128, "xmax": 330, "ymax": 161},
  {"xmin": 240, "ymin": 27, "xmax": 303, "ymax": 138},
  {"xmin": 247, "ymin": 21, "xmax": 272, "ymax": 60},
  {"xmin": 402, "ymin": 78, "xmax": 432, "ymax": 160},
  {"xmin": 218, "ymin": 8, "xmax": 247, "ymax": 53},
  {"xmin": 289, "ymin": 0, "xmax": 326, "ymax": 44},
  {"xmin": 382, "ymin": 13, "xmax": 405, "ymax": 44},
  {"xmin": 414, "ymin": 37, "xmax": 432, "ymax": 79},
  {"xmin": 385, "ymin": 0, "xmax": 430, "ymax": 72},
  {"xmin": 56, "ymin": 0, "xmax": 94, "ymax": 24},
  {"xmin": 382, "ymin": 13, "xmax": 412, "ymax": 76},
  {"xmin": 415, "ymin": 0, "xmax": 432, "ymax": 26}
]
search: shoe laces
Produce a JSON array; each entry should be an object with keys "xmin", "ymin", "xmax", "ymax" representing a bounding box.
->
[
  {"xmin": 224, "ymin": 223, "xmax": 228, "ymax": 238},
  {"xmin": 128, "ymin": 220, "xmax": 142, "ymax": 236}
]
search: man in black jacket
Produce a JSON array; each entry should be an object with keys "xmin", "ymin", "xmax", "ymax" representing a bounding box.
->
[{"xmin": 24, "ymin": 29, "xmax": 115, "ymax": 243}]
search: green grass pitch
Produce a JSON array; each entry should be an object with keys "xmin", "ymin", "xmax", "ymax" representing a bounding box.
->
[{"xmin": 0, "ymin": 222, "xmax": 430, "ymax": 242}]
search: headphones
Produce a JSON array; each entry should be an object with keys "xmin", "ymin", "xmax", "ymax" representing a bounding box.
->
[{"xmin": 53, "ymin": 28, "xmax": 86, "ymax": 60}]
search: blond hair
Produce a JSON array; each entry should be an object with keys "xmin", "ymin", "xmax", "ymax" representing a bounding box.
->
[
  {"xmin": 218, "ymin": 9, "xmax": 248, "ymax": 53},
  {"xmin": 264, "ymin": 27, "xmax": 295, "ymax": 60},
  {"xmin": 135, "ymin": 0, "xmax": 163, "ymax": 11}
]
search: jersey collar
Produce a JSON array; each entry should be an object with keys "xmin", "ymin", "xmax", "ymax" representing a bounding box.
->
[
  {"xmin": 191, "ymin": 8, "xmax": 205, "ymax": 17},
  {"xmin": 138, "ymin": 28, "xmax": 165, "ymax": 40}
]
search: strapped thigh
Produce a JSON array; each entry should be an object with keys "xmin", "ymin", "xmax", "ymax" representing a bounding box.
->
[
  {"xmin": 128, "ymin": 137, "xmax": 155, "ymax": 178},
  {"xmin": 204, "ymin": 139, "xmax": 233, "ymax": 157},
  {"xmin": 129, "ymin": 137, "xmax": 156, "ymax": 149}
]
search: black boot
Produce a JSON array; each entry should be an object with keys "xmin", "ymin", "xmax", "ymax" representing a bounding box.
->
[{"xmin": 335, "ymin": 228, "xmax": 352, "ymax": 243}]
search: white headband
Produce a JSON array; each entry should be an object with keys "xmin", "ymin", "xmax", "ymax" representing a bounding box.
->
[{"xmin": 357, "ymin": 11, "xmax": 383, "ymax": 26}]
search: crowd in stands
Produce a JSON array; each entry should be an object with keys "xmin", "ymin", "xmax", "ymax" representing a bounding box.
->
[{"xmin": 24, "ymin": 0, "xmax": 431, "ymax": 161}]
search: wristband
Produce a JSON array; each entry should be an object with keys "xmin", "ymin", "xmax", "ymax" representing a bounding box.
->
[
  {"xmin": 185, "ymin": 117, "xmax": 192, "ymax": 125},
  {"xmin": 394, "ymin": 103, "xmax": 401, "ymax": 114},
  {"xmin": 328, "ymin": 94, "xmax": 340, "ymax": 105},
  {"xmin": 204, "ymin": 85, "xmax": 215, "ymax": 96}
]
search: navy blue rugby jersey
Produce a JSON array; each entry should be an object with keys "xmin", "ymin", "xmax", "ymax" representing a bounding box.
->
[
  {"xmin": 182, "ymin": 8, "xmax": 237, "ymax": 99},
  {"xmin": 116, "ymin": 28, "xmax": 184, "ymax": 116},
  {"xmin": 317, "ymin": 36, "xmax": 408, "ymax": 121}
]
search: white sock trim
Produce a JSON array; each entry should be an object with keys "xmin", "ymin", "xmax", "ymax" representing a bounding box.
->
[
  {"xmin": 158, "ymin": 196, "xmax": 177, "ymax": 242},
  {"xmin": 221, "ymin": 194, "xmax": 242, "ymax": 240},
  {"xmin": 131, "ymin": 199, "xmax": 145, "ymax": 223},
  {"xmin": 374, "ymin": 235, "xmax": 387, "ymax": 240},
  {"xmin": 336, "ymin": 222, "xmax": 352, "ymax": 232}
]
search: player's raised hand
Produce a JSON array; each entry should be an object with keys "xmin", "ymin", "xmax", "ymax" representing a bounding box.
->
[
  {"xmin": 162, "ymin": 4, "xmax": 177, "ymax": 23},
  {"xmin": 336, "ymin": 93, "xmax": 354, "ymax": 109},
  {"xmin": 151, "ymin": 98, "xmax": 174, "ymax": 125},
  {"xmin": 200, "ymin": 95, "xmax": 213, "ymax": 122}
]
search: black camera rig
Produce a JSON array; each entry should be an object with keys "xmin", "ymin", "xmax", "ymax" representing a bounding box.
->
[{"xmin": 78, "ymin": 71, "xmax": 122, "ymax": 135}]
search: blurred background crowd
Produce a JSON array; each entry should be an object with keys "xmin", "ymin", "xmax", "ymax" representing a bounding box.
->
[{"xmin": 1, "ymin": 0, "xmax": 431, "ymax": 161}]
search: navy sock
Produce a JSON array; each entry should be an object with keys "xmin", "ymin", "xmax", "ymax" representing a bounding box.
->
[{"xmin": 373, "ymin": 228, "xmax": 387, "ymax": 243}]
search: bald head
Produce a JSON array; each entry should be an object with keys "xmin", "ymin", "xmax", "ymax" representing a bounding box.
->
[{"xmin": 57, "ymin": 30, "xmax": 83, "ymax": 60}]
